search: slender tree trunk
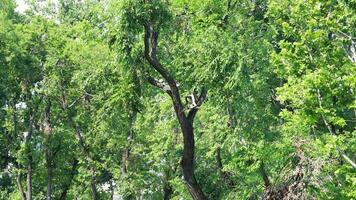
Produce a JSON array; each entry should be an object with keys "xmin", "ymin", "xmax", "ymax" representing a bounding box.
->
[
  {"xmin": 16, "ymin": 172, "xmax": 26, "ymax": 200},
  {"xmin": 214, "ymin": 102, "xmax": 235, "ymax": 188},
  {"xmin": 110, "ymin": 180, "xmax": 114, "ymax": 200},
  {"xmin": 121, "ymin": 129, "xmax": 133, "ymax": 177},
  {"xmin": 70, "ymin": 120, "xmax": 99, "ymax": 200},
  {"xmin": 25, "ymin": 146, "xmax": 32, "ymax": 200},
  {"xmin": 259, "ymin": 161, "xmax": 271, "ymax": 188},
  {"xmin": 13, "ymin": 104, "xmax": 26, "ymax": 200},
  {"xmin": 25, "ymin": 111, "xmax": 34, "ymax": 200},
  {"xmin": 162, "ymin": 162, "xmax": 178, "ymax": 200},
  {"xmin": 60, "ymin": 85, "xmax": 99, "ymax": 200},
  {"xmin": 46, "ymin": 157, "xmax": 53, "ymax": 200},
  {"xmin": 59, "ymin": 159, "xmax": 78, "ymax": 200},
  {"xmin": 43, "ymin": 99, "xmax": 53, "ymax": 200},
  {"xmin": 90, "ymin": 171, "xmax": 98, "ymax": 200},
  {"xmin": 216, "ymin": 147, "xmax": 235, "ymax": 188}
]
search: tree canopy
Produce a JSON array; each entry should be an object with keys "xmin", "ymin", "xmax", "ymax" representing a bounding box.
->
[{"xmin": 0, "ymin": 0, "xmax": 355, "ymax": 200}]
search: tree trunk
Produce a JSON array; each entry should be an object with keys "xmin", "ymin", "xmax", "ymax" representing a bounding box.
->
[
  {"xmin": 70, "ymin": 121, "xmax": 99, "ymax": 200},
  {"xmin": 25, "ymin": 111, "xmax": 34, "ymax": 200},
  {"xmin": 162, "ymin": 163, "xmax": 178, "ymax": 200},
  {"xmin": 13, "ymin": 105, "xmax": 26, "ymax": 200},
  {"xmin": 43, "ymin": 99, "xmax": 53, "ymax": 200},
  {"xmin": 163, "ymin": 182, "xmax": 173, "ymax": 200},
  {"xmin": 179, "ymin": 120, "xmax": 206, "ymax": 200},
  {"xmin": 26, "ymin": 147, "xmax": 32, "ymax": 200},
  {"xmin": 143, "ymin": 22, "xmax": 207, "ymax": 200},
  {"xmin": 214, "ymin": 102, "xmax": 236, "ymax": 188},
  {"xmin": 59, "ymin": 159, "xmax": 78, "ymax": 200},
  {"xmin": 16, "ymin": 172, "xmax": 26, "ymax": 200},
  {"xmin": 45, "ymin": 149, "xmax": 53, "ymax": 200},
  {"xmin": 90, "ymin": 172, "xmax": 98, "ymax": 200},
  {"xmin": 60, "ymin": 87, "xmax": 99, "ymax": 200},
  {"xmin": 216, "ymin": 147, "xmax": 235, "ymax": 188},
  {"xmin": 259, "ymin": 161, "xmax": 271, "ymax": 188},
  {"xmin": 121, "ymin": 129, "xmax": 133, "ymax": 177}
]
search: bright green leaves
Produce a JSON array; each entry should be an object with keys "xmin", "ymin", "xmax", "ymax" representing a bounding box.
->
[
  {"xmin": 0, "ymin": 0, "xmax": 355, "ymax": 199},
  {"xmin": 269, "ymin": 0, "xmax": 356, "ymax": 198},
  {"xmin": 112, "ymin": 0, "xmax": 171, "ymax": 33}
]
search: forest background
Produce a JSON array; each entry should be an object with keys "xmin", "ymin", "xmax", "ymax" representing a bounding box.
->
[{"xmin": 0, "ymin": 0, "xmax": 355, "ymax": 199}]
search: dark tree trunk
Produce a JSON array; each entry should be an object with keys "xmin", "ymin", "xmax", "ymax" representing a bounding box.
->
[
  {"xmin": 259, "ymin": 161, "xmax": 271, "ymax": 188},
  {"xmin": 110, "ymin": 180, "xmax": 114, "ymax": 200},
  {"xmin": 70, "ymin": 121, "xmax": 99, "ymax": 200},
  {"xmin": 162, "ymin": 158, "xmax": 179, "ymax": 200},
  {"xmin": 121, "ymin": 147, "xmax": 129, "ymax": 177},
  {"xmin": 214, "ymin": 102, "xmax": 236, "ymax": 188},
  {"xmin": 179, "ymin": 120, "xmax": 206, "ymax": 200},
  {"xmin": 121, "ymin": 129, "xmax": 133, "ymax": 177},
  {"xmin": 163, "ymin": 181, "xmax": 173, "ymax": 200},
  {"xmin": 25, "ymin": 145, "xmax": 32, "ymax": 200},
  {"xmin": 143, "ymin": 23, "xmax": 207, "ymax": 200}
]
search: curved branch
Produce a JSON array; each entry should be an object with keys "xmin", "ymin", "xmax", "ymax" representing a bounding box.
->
[
  {"xmin": 143, "ymin": 22, "xmax": 207, "ymax": 200},
  {"xmin": 144, "ymin": 23, "xmax": 184, "ymax": 116}
]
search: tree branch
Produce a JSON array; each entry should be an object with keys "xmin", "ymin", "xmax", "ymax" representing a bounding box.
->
[
  {"xmin": 316, "ymin": 89, "xmax": 356, "ymax": 169},
  {"xmin": 259, "ymin": 161, "xmax": 271, "ymax": 188},
  {"xmin": 144, "ymin": 23, "xmax": 175, "ymax": 86},
  {"xmin": 187, "ymin": 86, "xmax": 207, "ymax": 121},
  {"xmin": 144, "ymin": 23, "xmax": 184, "ymax": 116},
  {"xmin": 147, "ymin": 76, "xmax": 172, "ymax": 96}
]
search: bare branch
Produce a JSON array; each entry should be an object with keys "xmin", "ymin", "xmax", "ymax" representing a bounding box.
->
[
  {"xmin": 316, "ymin": 89, "xmax": 356, "ymax": 169},
  {"xmin": 144, "ymin": 23, "xmax": 175, "ymax": 86},
  {"xmin": 147, "ymin": 76, "xmax": 172, "ymax": 96},
  {"xmin": 67, "ymin": 93, "xmax": 86, "ymax": 109},
  {"xmin": 144, "ymin": 22, "xmax": 185, "ymax": 116}
]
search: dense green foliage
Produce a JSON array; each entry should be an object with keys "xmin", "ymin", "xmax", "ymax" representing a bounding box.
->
[{"xmin": 0, "ymin": 0, "xmax": 355, "ymax": 199}]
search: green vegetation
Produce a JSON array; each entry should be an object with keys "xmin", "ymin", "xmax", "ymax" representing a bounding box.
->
[{"xmin": 0, "ymin": 0, "xmax": 355, "ymax": 199}]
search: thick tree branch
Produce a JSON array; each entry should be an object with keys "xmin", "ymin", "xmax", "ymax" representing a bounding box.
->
[
  {"xmin": 144, "ymin": 23, "xmax": 185, "ymax": 116},
  {"xmin": 144, "ymin": 24, "xmax": 174, "ymax": 85}
]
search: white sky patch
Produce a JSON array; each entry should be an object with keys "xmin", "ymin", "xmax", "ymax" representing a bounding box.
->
[
  {"xmin": 14, "ymin": 0, "xmax": 61, "ymax": 20},
  {"xmin": 15, "ymin": 0, "xmax": 29, "ymax": 14}
]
